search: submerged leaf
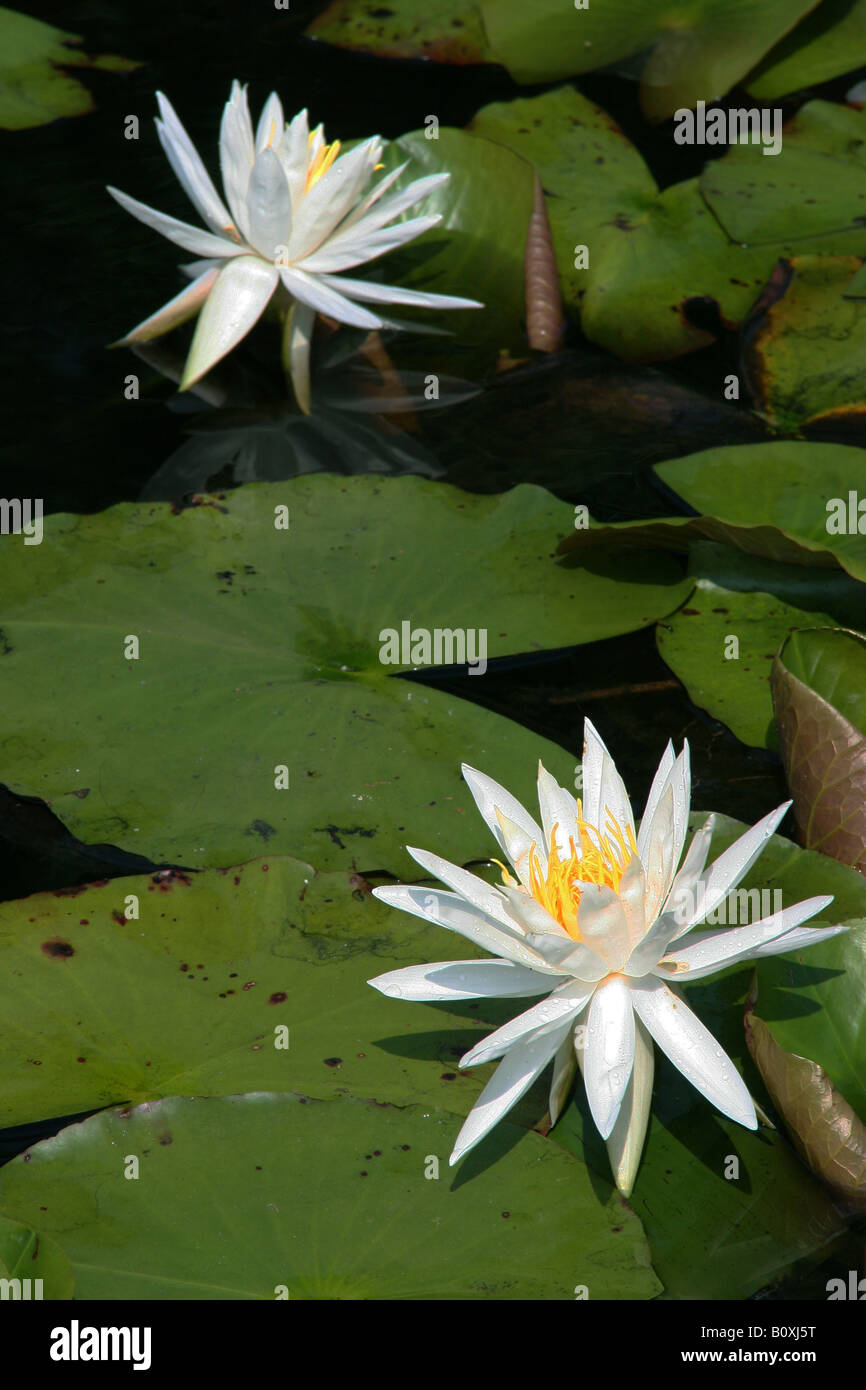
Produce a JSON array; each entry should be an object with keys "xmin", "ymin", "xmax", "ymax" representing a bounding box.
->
[{"xmin": 745, "ymin": 1008, "xmax": 866, "ymax": 1213}]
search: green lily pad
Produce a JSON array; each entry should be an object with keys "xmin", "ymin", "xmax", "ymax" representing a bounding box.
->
[
  {"xmin": 0, "ymin": 477, "xmax": 689, "ymax": 874},
  {"xmin": 0, "ymin": 1094, "xmax": 662, "ymax": 1299},
  {"xmin": 560, "ymin": 442, "xmax": 866, "ymax": 582},
  {"xmin": 465, "ymin": 90, "xmax": 866, "ymax": 362},
  {"xmin": 468, "ymin": 86, "xmax": 657, "ymax": 317},
  {"xmin": 480, "ymin": 0, "xmax": 816, "ymax": 120},
  {"xmin": 747, "ymin": 0, "xmax": 866, "ymax": 101},
  {"xmin": 0, "ymin": 1213, "xmax": 74, "ymax": 1299},
  {"xmin": 701, "ymin": 101, "xmax": 866, "ymax": 251},
  {"xmin": 754, "ymin": 925, "xmax": 866, "ymax": 1122},
  {"xmin": 742, "ymin": 256, "xmax": 866, "ymax": 434},
  {"xmin": 772, "ymin": 628, "xmax": 866, "ymax": 869},
  {"xmin": 375, "ymin": 127, "xmax": 535, "ymax": 365},
  {"xmin": 652, "ymin": 441, "xmax": 866, "ymax": 579},
  {"xmin": 655, "ymin": 543, "xmax": 866, "ymax": 749},
  {"xmin": 0, "ymin": 853, "xmax": 586, "ymax": 1129},
  {"xmin": 580, "ymin": 177, "xmax": 782, "ymax": 361},
  {"xmin": 306, "ymin": 0, "xmax": 492, "ymax": 64},
  {"xmin": 0, "ymin": 5, "xmax": 139, "ymax": 130},
  {"xmin": 551, "ymin": 810, "xmax": 861, "ymax": 1298}
]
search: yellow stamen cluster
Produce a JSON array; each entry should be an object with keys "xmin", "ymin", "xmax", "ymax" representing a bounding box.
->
[
  {"xmin": 305, "ymin": 137, "xmax": 341, "ymax": 192},
  {"xmin": 524, "ymin": 803, "xmax": 637, "ymax": 939}
]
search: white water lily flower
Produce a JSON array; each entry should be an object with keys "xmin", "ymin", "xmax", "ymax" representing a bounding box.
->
[
  {"xmin": 369, "ymin": 719, "xmax": 846, "ymax": 1196},
  {"xmin": 107, "ymin": 82, "xmax": 481, "ymax": 411}
]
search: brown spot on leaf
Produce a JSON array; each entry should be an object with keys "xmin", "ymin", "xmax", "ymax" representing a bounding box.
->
[{"xmin": 42, "ymin": 940, "xmax": 74, "ymax": 959}]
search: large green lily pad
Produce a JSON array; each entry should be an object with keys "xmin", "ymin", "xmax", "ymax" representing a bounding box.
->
[
  {"xmin": 479, "ymin": 0, "xmax": 817, "ymax": 119},
  {"xmin": 0, "ymin": 1094, "xmax": 662, "ymax": 1299},
  {"xmin": 0, "ymin": 477, "xmax": 690, "ymax": 874},
  {"xmin": 742, "ymin": 256, "xmax": 866, "ymax": 435},
  {"xmin": 468, "ymin": 86, "xmax": 658, "ymax": 316},
  {"xmin": 0, "ymin": 5, "xmax": 139, "ymax": 130},
  {"xmin": 0, "ymin": 854, "xmax": 574, "ymax": 1129}
]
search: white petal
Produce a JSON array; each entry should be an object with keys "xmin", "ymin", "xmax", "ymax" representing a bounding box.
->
[
  {"xmin": 581, "ymin": 718, "xmax": 635, "ymax": 847},
  {"xmin": 449, "ymin": 1021, "xmax": 574, "ymax": 1165},
  {"xmin": 180, "ymin": 254, "xmax": 278, "ymax": 389},
  {"xmin": 623, "ymin": 907, "xmax": 681, "ymax": 979},
  {"xmin": 113, "ymin": 266, "xmax": 218, "ymax": 345},
  {"xmin": 522, "ymin": 930, "xmax": 610, "ymax": 980},
  {"xmin": 280, "ymin": 267, "xmax": 383, "ymax": 330},
  {"xmin": 663, "ymin": 814, "xmax": 716, "ymax": 940},
  {"xmin": 460, "ymin": 764, "xmax": 544, "ymax": 873},
  {"xmin": 658, "ymin": 895, "xmax": 834, "ymax": 981},
  {"xmin": 639, "ymin": 745, "xmax": 690, "ymax": 924},
  {"xmin": 107, "ymin": 186, "xmax": 242, "ymax": 260},
  {"xmin": 283, "ymin": 299, "xmax": 315, "ymax": 415},
  {"xmin": 497, "ymin": 883, "xmax": 569, "ymax": 938},
  {"xmin": 255, "ymin": 92, "xmax": 285, "ymax": 153},
  {"xmin": 460, "ymin": 982, "xmax": 593, "ymax": 1067},
  {"xmin": 618, "ymin": 855, "xmax": 647, "ymax": 950},
  {"xmin": 404, "ymin": 847, "xmax": 524, "ymax": 934},
  {"xmin": 583, "ymin": 977, "xmax": 636, "ymax": 1139},
  {"xmin": 155, "ymin": 92, "xmax": 234, "ymax": 235},
  {"xmin": 295, "ymin": 215, "xmax": 443, "ymax": 273},
  {"xmin": 246, "ymin": 148, "xmax": 292, "ymax": 258},
  {"xmin": 681, "ymin": 803, "xmax": 792, "ymax": 931},
  {"xmin": 747, "ymin": 923, "xmax": 848, "ymax": 958},
  {"xmin": 331, "ymin": 160, "xmax": 411, "ymax": 232},
  {"xmin": 314, "ymin": 272, "xmax": 481, "ymax": 311},
  {"xmin": 288, "ymin": 138, "xmax": 381, "ymax": 259},
  {"xmin": 219, "ymin": 81, "xmax": 255, "ymax": 240},
  {"xmin": 549, "ymin": 1029, "xmax": 578, "ymax": 1126},
  {"xmin": 493, "ymin": 810, "xmax": 535, "ymax": 891},
  {"xmin": 630, "ymin": 978, "xmax": 756, "ymax": 1129},
  {"xmin": 669, "ymin": 745, "xmax": 691, "ymax": 871},
  {"xmin": 636, "ymin": 740, "xmax": 674, "ymax": 862},
  {"xmin": 640, "ymin": 783, "xmax": 676, "ymax": 925},
  {"xmin": 276, "ymin": 107, "xmax": 310, "ymax": 207},
  {"xmin": 602, "ymin": 1016, "xmax": 654, "ymax": 1198},
  {"xmin": 537, "ymin": 762, "xmax": 578, "ymax": 861},
  {"xmin": 576, "ymin": 883, "xmax": 632, "ymax": 972},
  {"xmin": 180, "ymin": 258, "xmax": 220, "ymax": 280},
  {"xmin": 371, "ymin": 884, "xmax": 562, "ymax": 973},
  {"xmin": 331, "ymin": 172, "xmax": 449, "ymax": 244},
  {"xmin": 368, "ymin": 958, "xmax": 551, "ymax": 1002}
]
